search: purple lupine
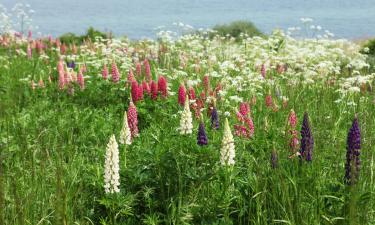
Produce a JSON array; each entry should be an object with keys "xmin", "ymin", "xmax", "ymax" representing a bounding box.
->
[
  {"xmin": 300, "ymin": 112, "xmax": 314, "ymax": 162},
  {"xmin": 345, "ymin": 117, "xmax": 361, "ymax": 185},
  {"xmin": 211, "ymin": 107, "xmax": 219, "ymax": 130},
  {"xmin": 67, "ymin": 61, "xmax": 75, "ymax": 69},
  {"xmin": 197, "ymin": 122, "xmax": 208, "ymax": 146},
  {"xmin": 271, "ymin": 149, "xmax": 278, "ymax": 169}
]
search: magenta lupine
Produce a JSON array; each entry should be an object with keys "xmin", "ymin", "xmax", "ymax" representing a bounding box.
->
[
  {"xmin": 128, "ymin": 68, "xmax": 135, "ymax": 83},
  {"xmin": 144, "ymin": 59, "xmax": 151, "ymax": 81},
  {"xmin": 239, "ymin": 102, "xmax": 250, "ymax": 117},
  {"xmin": 131, "ymin": 81, "xmax": 139, "ymax": 103},
  {"xmin": 345, "ymin": 116, "xmax": 361, "ymax": 185},
  {"xmin": 188, "ymin": 86, "xmax": 196, "ymax": 100},
  {"xmin": 203, "ymin": 75, "xmax": 210, "ymax": 92},
  {"xmin": 102, "ymin": 64, "xmax": 108, "ymax": 80},
  {"xmin": 178, "ymin": 84, "xmax": 186, "ymax": 106},
  {"xmin": 137, "ymin": 83, "xmax": 144, "ymax": 101},
  {"xmin": 150, "ymin": 80, "xmax": 158, "ymax": 100},
  {"xmin": 111, "ymin": 61, "xmax": 120, "ymax": 83},
  {"xmin": 127, "ymin": 101, "xmax": 139, "ymax": 138},
  {"xmin": 158, "ymin": 76, "xmax": 167, "ymax": 98},
  {"xmin": 265, "ymin": 95, "xmax": 273, "ymax": 108},
  {"xmin": 142, "ymin": 80, "xmax": 151, "ymax": 95}
]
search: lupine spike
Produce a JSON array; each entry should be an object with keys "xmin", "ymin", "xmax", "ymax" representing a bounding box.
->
[
  {"xmin": 150, "ymin": 80, "xmax": 158, "ymax": 100},
  {"xmin": 179, "ymin": 96, "xmax": 193, "ymax": 135},
  {"xmin": 220, "ymin": 118, "xmax": 235, "ymax": 166},
  {"xmin": 131, "ymin": 81, "xmax": 138, "ymax": 103},
  {"xmin": 300, "ymin": 112, "xmax": 314, "ymax": 162},
  {"xmin": 127, "ymin": 101, "xmax": 139, "ymax": 138},
  {"xmin": 178, "ymin": 83, "xmax": 186, "ymax": 106},
  {"xmin": 211, "ymin": 107, "xmax": 219, "ymax": 129},
  {"xmin": 197, "ymin": 122, "xmax": 208, "ymax": 146},
  {"xmin": 158, "ymin": 76, "xmax": 167, "ymax": 98},
  {"xmin": 111, "ymin": 61, "xmax": 120, "ymax": 83},
  {"xmin": 345, "ymin": 116, "xmax": 361, "ymax": 185},
  {"xmin": 102, "ymin": 64, "xmax": 108, "ymax": 80},
  {"xmin": 77, "ymin": 69, "xmax": 85, "ymax": 90}
]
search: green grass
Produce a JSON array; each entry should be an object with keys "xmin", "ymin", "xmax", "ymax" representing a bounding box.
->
[{"xmin": 0, "ymin": 34, "xmax": 375, "ymax": 225}]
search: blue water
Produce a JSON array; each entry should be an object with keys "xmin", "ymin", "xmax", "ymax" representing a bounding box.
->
[{"xmin": 1, "ymin": 0, "xmax": 375, "ymax": 39}]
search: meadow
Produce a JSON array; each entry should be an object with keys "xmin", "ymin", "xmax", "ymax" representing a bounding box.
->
[{"xmin": 0, "ymin": 27, "xmax": 375, "ymax": 225}]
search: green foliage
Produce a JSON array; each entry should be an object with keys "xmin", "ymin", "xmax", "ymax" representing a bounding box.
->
[
  {"xmin": 361, "ymin": 38, "xmax": 375, "ymax": 56},
  {"xmin": 59, "ymin": 27, "xmax": 109, "ymax": 44},
  {"xmin": 212, "ymin": 20, "xmax": 264, "ymax": 40}
]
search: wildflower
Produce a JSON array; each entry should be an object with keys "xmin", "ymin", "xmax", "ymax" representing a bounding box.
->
[
  {"xmin": 137, "ymin": 82, "xmax": 144, "ymax": 100},
  {"xmin": 211, "ymin": 107, "xmax": 219, "ymax": 129},
  {"xmin": 131, "ymin": 81, "xmax": 139, "ymax": 103},
  {"xmin": 136, "ymin": 62, "xmax": 142, "ymax": 76},
  {"xmin": 150, "ymin": 80, "xmax": 158, "ymax": 100},
  {"xmin": 158, "ymin": 76, "xmax": 167, "ymax": 98},
  {"xmin": 144, "ymin": 59, "xmax": 151, "ymax": 81},
  {"xmin": 261, "ymin": 64, "xmax": 266, "ymax": 78},
  {"xmin": 197, "ymin": 121, "xmax": 208, "ymax": 146},
  {"xmin": 60, "ymin": 43, "xmax": 66, "ymax": 55},
  {"xmin": 27, "ymin": 44, "xmax": 32, "ymax": 59},
  {"xmin": 127, "ymin": 101, "xmax": 139, "ymax": 138},
  {"xmin": 102, "ymin": 64, "xmax": 108, "ymax": 80},
  {"xmin": 67, "ymin": 61, "xmax": 75, "ymax": 69},
  {"xmin": 203, "ymin": 75, "xmax": 210, "ymax": 92},
  {"xmin": 220, "ymin": 118, "xmax": 235, "ymax": 166},
  {"xmin": 119, "ymin": 111, "xmax": 132, "ymax": 145},
  {"xmin": 58, "ymin": 70, "xmax": 65, "ymax": 89},
  {"xmin": 288, "ymin": 109, "xmax": 297, "ymax": 128},
  {"xmin": 111, "ymin": 61, "xmax": 120, "ymax": 83},
  {"xmin": 344, "ymin": 116, "xmax": 361, "ymax": 185},
  {"xmin": 104, "ymin": 135, "xmax": 120, "ymax": 194},
  {"xmin": 265, "ymin": 94, "xmax": 273, "ymax": 108},
  {"xmin": 142, "ymin": 80, "xmax": 151, "ymax": 95},
  {"xmin": 128, "ymin": 68, "xmax": 135, "ymax": 83},
  {"xmin": 300, "ymin": 112, "xmax": 314, "ymax": 162},
  {"xmin": 178, "ymin": 83, "xmax": 186, "ymax": 106},
  {"xmin": 77, "ymin": 69, "xmax": 85, "ymax": 90},
  {"xmin": 188, "ymin": 86, "xmax": 196, "ymax": 100},
  {"xmin": 271, "ymin": 149, "xmax": 278, "ymax": 169},
  {"xmin": 239, "ymin": 102, "xmax": 250, "ymax": 117},
  {"xmin": 179, "ymin": 97, "xmax": 193, "ymax": 135}
]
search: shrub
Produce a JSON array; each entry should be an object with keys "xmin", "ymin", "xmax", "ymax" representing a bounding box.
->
[
  {"xmin": 211, "ymin": 20, "xmax": 263, "ymax": 40},
  {"xmin": 59, "ymin": 27, "xmax": 109, "ymax": 44}
]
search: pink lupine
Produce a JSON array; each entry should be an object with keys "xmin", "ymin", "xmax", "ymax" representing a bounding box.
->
[
  {"xmin": 288, "ymin": 109, "xmax": 297, "ymax": 128},
  {"xmin": 131, "ymin": 81, "xmax": 139, "ymax": 103},
  {"xmin": 245, "ymin": 117, "xmax": 255, "ymax": 137},
  {"xmin": 111, "ymin": 61, "xmax": 120, "ymax": 83},
  {"xmin": 77, "ymin": 69, "xmax": 85, "ymax": 90},
  {"xmin": 57, "ymin": 60, "xmax": 64, "ymax": 73},
  {"xmin": 81, "ymin": 64, "xmax": 87, "ymax": 73},
  {"xmin": 188, "ymin": 86, "xmax": 196, "ymax": 100},
  {"xmin": 128, "ymin": 68, "xmax": 135, "ymax": 83},
  {"xmin": 127, "ymin": 101, "xmax": 139, "ymax": 138},
  {"xmin": 144, "ymin": 59, "xmax": 151, "ymax": 81},
  {"xmin": 203, "ymin": 75, "xmax": 210, "ymax": 92},
  {"xmin": 137, "ymin": 83, "xmax": 144, "ymax": 100},
  {"xmin": 261, "ymin": 64, "xmax": 266, "ymax": 78},
  {"xmin": 27, "ymin": 45, "xmax": 32, "ymax": 59},
  {"xmin": 38, "ymin": 78, "xmax": 45, "ymax": 88},
  {"xmin": 157, "ymin": 76, "xmax": 167, "ymax": 98},
  {"xmin": 178, "ymin": 84, "xmax": 186, "ymax": 106},
  {"xmin": 55, "ymin": 39, "xmax": 61, "ymax": 48},
  {"xmin": 265, "ymin": 95, "xmax": 273, "ymax": 108},
  {"xmin": 142, "ymin": 80, "xmax": 150, "ymax": 95},
  {"xmin": 58, "ymin": 70, "xmax": 65, "ymax": 89},
  {"xmin": 102, "ymin": 64, "xmax": 108, "ymax": 80},
  {"xmin": 60, "ymin": 44, "xmax": 66, "ymax": 55},
  {"xmin": 150, "ymin": 80, "xmax": 158, "ymax": 100},
  {"xmin": 136, "ymin": 62, "xmax": 142, "ymax": 76},
  {"xmin": 239, "ymin": 102, "xmax": 250, "ymax": 117}
]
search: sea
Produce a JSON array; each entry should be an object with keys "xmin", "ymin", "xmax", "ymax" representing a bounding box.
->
[{"xmin": 1, "ymin": 0, "xmax": 375, "ymax": 40}]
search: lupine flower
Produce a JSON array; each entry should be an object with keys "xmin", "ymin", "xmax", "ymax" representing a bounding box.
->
[
  {"xmin": 131, "ymin": 81, "xmax": 139, "ymax": 103},
  {"xmin": 245, "ymin": 117, "xmax": 255, "ymax": 137},
  {"xmin": 261, "ymin": 64, "xmax": 266, "ymax": 78},
  {"xmin": 104, "ymin": 135, "xmax": 120, "ymax": 194},
  {"xmin": 197, "ymin": 122, "xmax": 208, "ymax": 146},
  {"xmin": 150, "ymin": 80, "xmax": 158, "ymax": 100},
  {"xmin": 189, "ymin": 86, "xmax": 196, "ymax": 100},
  {"xmin": 220, "ymin": 118, "xmax": 235, "ymax": 166},
  {"xmin": 288, "ymin": 109, "xmax": 297, "ymax": 128},
  {"xmin": 142, "ymin": 80, "xmax": 151, "ymax": 95},
  {"xmin": 345, "ymin": 116, "xmax": 361, "ymax": 185},
  {"xmin": 265, "ymin": 95, "xmax": 273, "ymax": 108},
  {"xmin": 127, "ymin": 101, "xmax": 139, "ymax": 138},
  {"xmin": 111, "ymin": 61, "xmax": 120, "ymax": 83},
  {"xmin": 211, "ymin": 107, "xmax": 219, "ymax": 129},
  {"xmin": 136, "ymin": 62, "xmax": 142, "ymax": 76},
  {"xmin": 128, "ymin": 68, "xmax": 135, "ymax": 83},
  {"xmin": 77, "ymin": 69, "xmax": 85, "ymax": 90},
  {"xmin": 102, "ymin": 64, "xmax": 108, "ymax": 80},
  {"xmin": 300, "ymin": 112, "xmax": 314, "ymax": 162},
  {"xmin": 178, "ymin": 97, "xmax": 193, "ymax": 135},
  {"xmin": 58, "ymin": 70, "xmax": 65, "ymax": 89},
  {"xmin": 144, "ymin": 59, "xmax": 151, "ymax": 81},
  {"xmin": 60, "ymin": 43, "xmax": 66, "ymax": 55},
  {"xmin": 67, "ymin": 61, "xmax": 75, "ymax": 69},
  {"xmin": 178, "ymin": 83, "xmax": 186, "ymax": 106},
  {"xmin": 203, "ymin": 75, "xmax": 210, "ymax": 92},
  {"xmin": 137, "ymin": 83, "xmax": 144, "ymax": 101},
  {"xmin": 81, "ymin": 64, "xmax": 87, "ymax": 73},
  {"xmin": 119, "ymin": 111, "xmax": 132, "ymax": 145},
  {"xmin": 239, "ymin": 102, "xmax": 250, "ymax": 117},
  {"xmin": 38, "ymin": 78, "xmax": 45, "ymax": 88},
  {"xmin": 157, "ymin": 76, "xmax": 167, "ymax": 98},
  {"xmin": 271, "ymin": 149, "xmax": 278, "ymax": 169}
]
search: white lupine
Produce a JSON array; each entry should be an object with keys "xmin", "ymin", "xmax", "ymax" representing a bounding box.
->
[
  {"xmin": 178, "ymin": 97, "xmax": 193, "ymax": 135},
  {"xmin": 104, "ymin": 135, "xmax": 120, "ymax": 194},
  {"xmin": 119, "ymin": 111, "xmax": 132, "ymax": 145},
  {"xmin": 220, "ymin": 118, "xmax": 235, "ymax": 166}
]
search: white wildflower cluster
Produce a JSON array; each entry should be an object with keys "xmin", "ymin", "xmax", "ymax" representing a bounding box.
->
[
  {"xmin": 119, "ymin": 111, "xmax": 132, "ymax": 145},
  {"xmin": 104, "ymin": 135, "xmax": 120, "ymax": 194},
  {"xmin": 178, "ymin": 97, "xmax": 193, "ymax": 135},
  {"xmin": 220, "ymin": 118, "xmax": 235, "ymax": 166}
]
